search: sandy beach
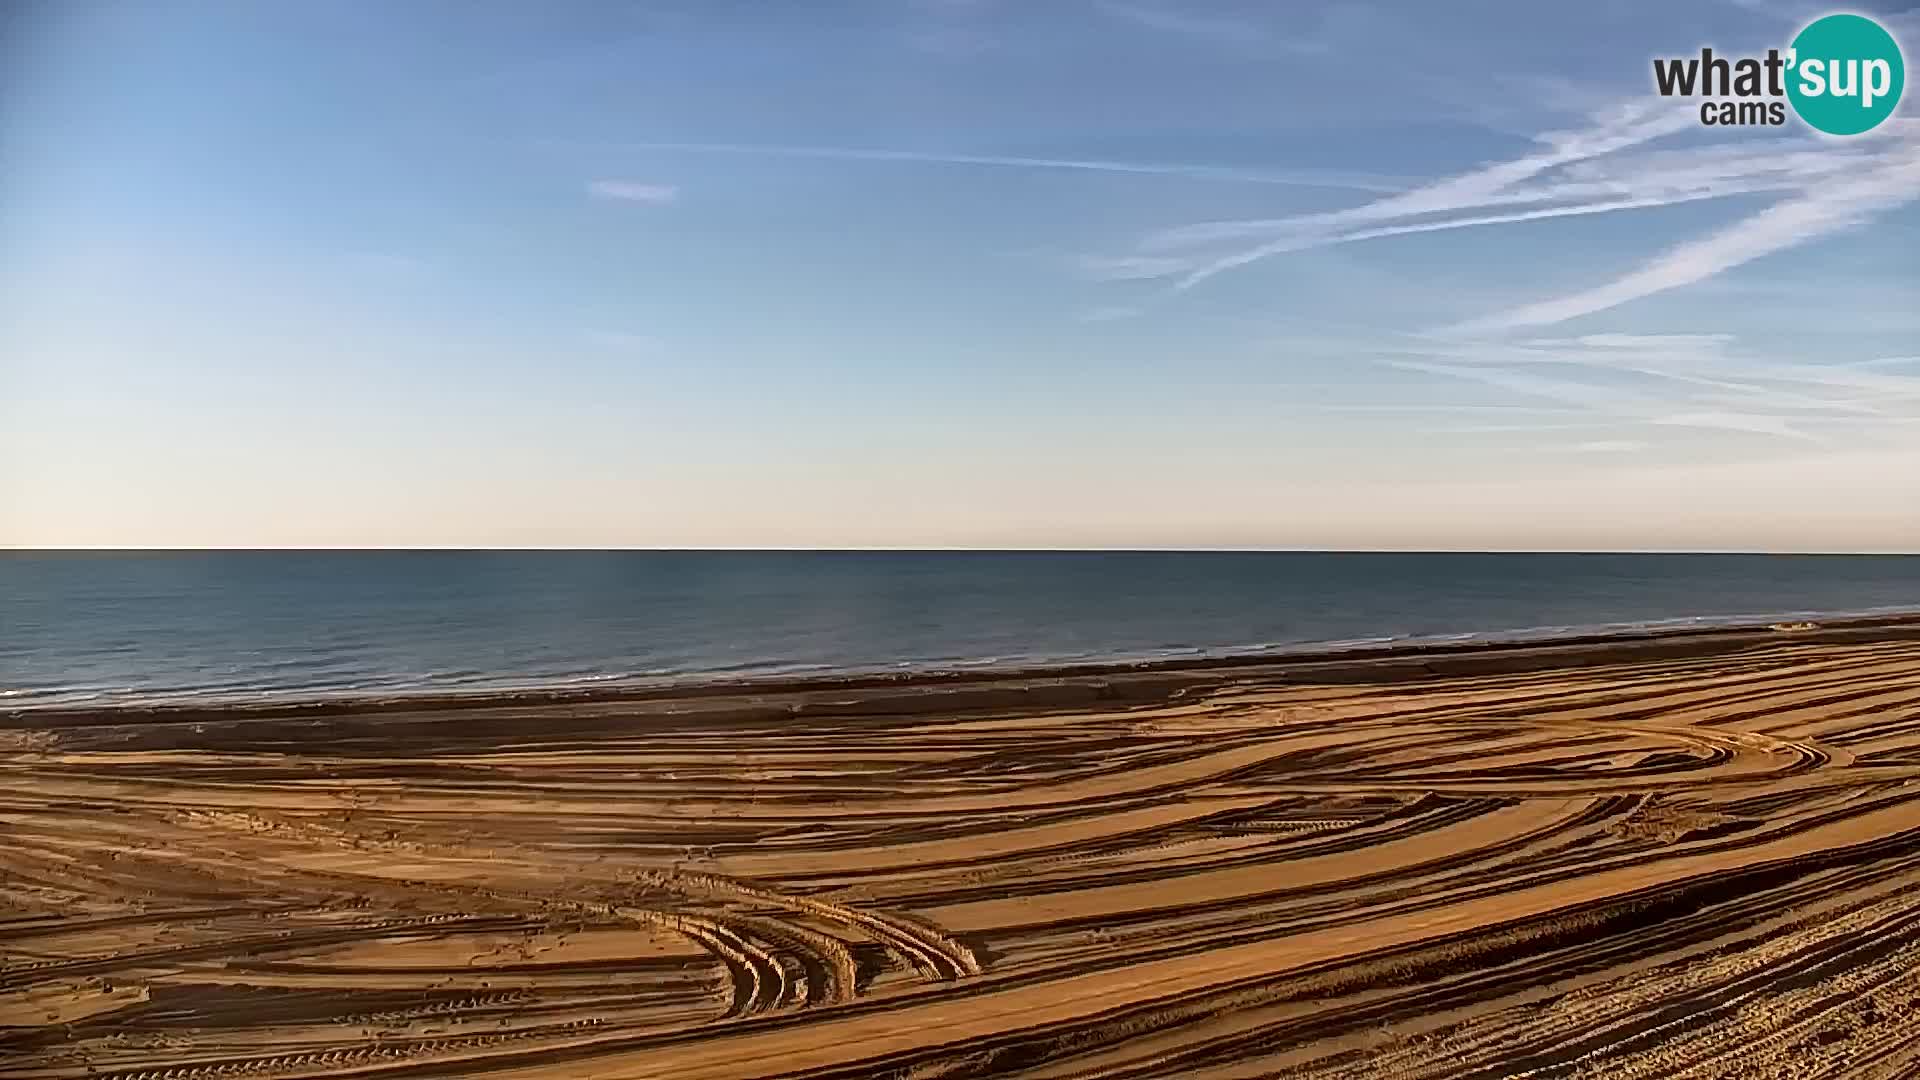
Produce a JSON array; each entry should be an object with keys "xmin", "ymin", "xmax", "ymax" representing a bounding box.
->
[{"xmin": 6, "ymin": 618, "xmax": 1920, "ymax": 1079}]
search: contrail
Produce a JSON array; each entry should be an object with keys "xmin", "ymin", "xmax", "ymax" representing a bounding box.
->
[{"xmin": 579, "ymin": 140, "xmax": 1408, "ymax": 192}]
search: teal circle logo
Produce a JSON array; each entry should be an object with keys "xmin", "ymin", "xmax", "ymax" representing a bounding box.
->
[{"xmin": 1787, "ymin": 13, "xmax": 1905, "ymax": 135}]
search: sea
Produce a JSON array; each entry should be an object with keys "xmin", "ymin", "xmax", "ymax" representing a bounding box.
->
[{"xmin": 4, "ymin": 550, "xmax": 1919, "ymax": 711}]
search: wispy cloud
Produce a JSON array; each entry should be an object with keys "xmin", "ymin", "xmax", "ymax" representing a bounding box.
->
[
  {"xmin": 1306, "ymin": 403, "xmax": 1589, "ymax": 415},
  {"xmin": 1083, "ymin": 104, "xmax": 1920, "ymax": 314},
  {"xmin": 903, "ymin": 0, "xmax": 998, "ymax": 55},
  {"xmin": 1077, "ymin": 305, "xmax": 1143, "ymax": 323},
  {"xmin": 1148, "ymin": 190, "xmax": 1738, "ymax": 288},
  {"xmin": 587, "ymin": 180, "xmax": 679, "ymax": 204},
  {"xmin": 1541, "ymin": 333, "xmax": 1736, "ymax": 350},
  {"xmin": 1083, "ymin": 101, "xmax": 1698, "ymax": 285},
  {"xmin": 1093, "ymin": 0, "xmax": 1329, "ymax": 53},
  {"xmin": 1095, "ymin": 1, "xmax": 1262, "ymax": 44},
  {"xmin": 1148, "ymin": 139, "xmax": 1863, "ymax": 250},
  {"xmin": 1561, "ymin": 440, "xmax": 1652, "ymax": 453},
  {"xmin": 1423, "ymin": 421, "xmax": 1618, "ymax": 433},
  {"xmin": 1449, "ymin": 136, "xmax": 1920, "ymax": 332},
  {"xmin": 1376, "ymin": 332, "xmax": 1920, "ymax": 446},
  {"xmin": 906, "ymin": 26, "xmax": 997, "ymax": 56},
  {"xmin": 591, "ymin": 141, "xmax": 1405, "ymax": 192},
  {"xmin": 1074, "ymin": 253, "xmax": 1212, "ymax": 280},
  {"xmin": 1395, "ymin": 358, "xmax": 1832, "ymax": 442}
]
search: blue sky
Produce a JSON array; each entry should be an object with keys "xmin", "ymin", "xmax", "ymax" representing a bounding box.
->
[{"xmin": 3, "ymin": 0, "xmax": 1917, "ymax": 550}]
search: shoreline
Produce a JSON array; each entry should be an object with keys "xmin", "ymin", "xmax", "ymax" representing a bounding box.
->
[
  {"xmin": 11, "ymin": 609, "xmax": 1920, "ymax": 728},
  {"xmin": 10, "ymin": 618, "xmax": 1920, "ymax": 1077}
]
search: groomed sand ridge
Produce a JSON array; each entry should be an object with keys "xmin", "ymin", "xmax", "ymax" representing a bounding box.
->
[{"xmin": 5, "ymin": 623, "xmax": 1920, "ymax": 1078}]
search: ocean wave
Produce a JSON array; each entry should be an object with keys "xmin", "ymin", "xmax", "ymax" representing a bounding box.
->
[{"xmin": 7, "ymin": 599, "xmax": 1919, "ymax": 713}]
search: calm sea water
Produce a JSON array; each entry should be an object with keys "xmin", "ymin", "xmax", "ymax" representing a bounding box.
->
[{"xmin": 4, "ymin": 551, "xmax": 1919, "ymax": 710}]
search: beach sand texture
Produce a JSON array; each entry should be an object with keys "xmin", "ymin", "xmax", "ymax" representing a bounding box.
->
[{"xmin": 6, "ymin": 624, "xmax": 1920, "ymax": 1078}]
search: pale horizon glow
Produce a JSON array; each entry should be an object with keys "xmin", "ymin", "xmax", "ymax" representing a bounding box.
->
[{"xmin": 3, "ymin": 1, "xmax": 1917, "ymax": 552}]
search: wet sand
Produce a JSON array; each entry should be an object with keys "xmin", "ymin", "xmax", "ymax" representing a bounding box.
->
[{"xmin": 6, "ymin": 618, "xmax": 1920, "ymax": 1079}]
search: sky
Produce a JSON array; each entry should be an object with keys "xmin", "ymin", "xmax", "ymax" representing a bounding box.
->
[{"xmin": 2, "ymin": 0, "xmax": 1917, "ymax": 551}]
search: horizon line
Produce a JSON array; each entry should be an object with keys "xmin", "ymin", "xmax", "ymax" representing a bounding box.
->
[{"xmin": 6, "ymin": 546, "xmax": 1918, "ymax": 556}]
